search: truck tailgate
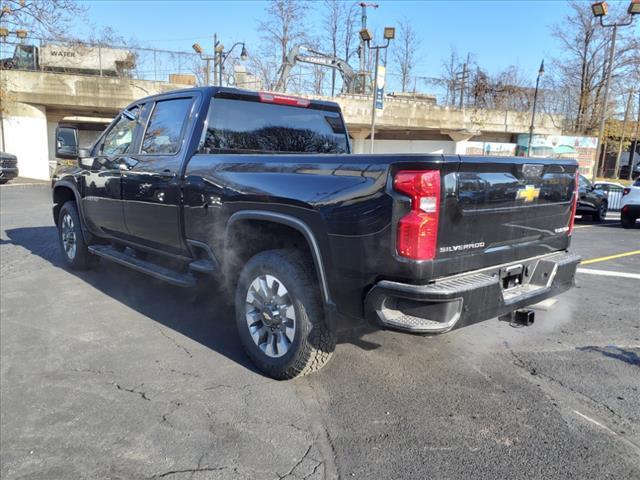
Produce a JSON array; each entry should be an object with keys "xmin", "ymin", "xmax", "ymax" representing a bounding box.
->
[{"xmin": 433, "ymin": 156, "xmax": 577, "ymax": 278}]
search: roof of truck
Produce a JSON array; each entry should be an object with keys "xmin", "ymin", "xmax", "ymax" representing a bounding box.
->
[{"xmin": 130, "ymin": 86, "xmax": 342, "ymax": 113}]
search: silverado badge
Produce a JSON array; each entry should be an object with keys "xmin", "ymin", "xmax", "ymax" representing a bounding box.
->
[{"xmin": 517, "ymin": 185, "xmax": 540, "ymax": 203}]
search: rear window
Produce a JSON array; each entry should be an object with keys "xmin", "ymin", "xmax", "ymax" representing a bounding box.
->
[{"xmin": 199, "ymin": 98, "xmax": 348, "ymax": 154}]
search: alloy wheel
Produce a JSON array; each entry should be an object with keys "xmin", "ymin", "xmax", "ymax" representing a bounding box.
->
[
  {"xmin": 245, "ymin": 274, "xmax": 296, "ymax": 358},
  {"xmin": 61, "ymin": 212, "xmax": 77, "ymax": 260}
]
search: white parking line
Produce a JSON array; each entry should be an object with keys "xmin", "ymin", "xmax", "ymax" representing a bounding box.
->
[{"xmin": 577, "ymin": 268, "xmax": 640, "ymax": 280}]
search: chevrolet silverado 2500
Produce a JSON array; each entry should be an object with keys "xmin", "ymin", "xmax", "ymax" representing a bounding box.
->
[{"xmin": 52, "ymin": 87, "xmax": 580, "ymax": 379}]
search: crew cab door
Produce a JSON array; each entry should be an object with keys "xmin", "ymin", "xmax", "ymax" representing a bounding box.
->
[
  {"xmin": 80, "ymin": 105, "xmax": 142, "ymax": 238},
  {"xmin": 121, "ymin": 95, "xmax": 196, "ymax": 254}
]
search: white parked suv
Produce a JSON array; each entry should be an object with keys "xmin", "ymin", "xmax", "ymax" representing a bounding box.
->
[{"xmin": 621, "ymin": 178, "xmax": 640, "ymax": 229}]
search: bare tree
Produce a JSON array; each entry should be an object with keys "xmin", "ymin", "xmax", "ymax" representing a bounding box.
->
[
  {"xmin": 471, "ymin": 64, "xmax": 533, "ymax": 111},
  {"xmin": 320, "ymin": 0, "xmax": 359, "ymax": 96},
  {"xmin": 342, "ymin": 1, "xmax": 359, "ymax": 64},
  {"xmin": 0, "ymin": 0, "xmax": 85, "ymax": 39},
  {"xmin": 257, "ymin": 0, "xmax": 308, "ymax": 92},
  {"xmin": 392, "ymin": 17, "xmax": 420, "ymax": 93},
  {"xmin": 440, "ymin": 46, "xmax": 461, "ymax": 106},
  {"xmin": 323, "ymin": 0, "xmax": 341, "ymax": 96},
  {"xmin": 549, "ymin": 0, "xmax": 638, "ymax": 134}
]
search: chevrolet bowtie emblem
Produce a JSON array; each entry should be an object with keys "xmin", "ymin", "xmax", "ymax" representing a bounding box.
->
[{"xmin": 517, "ymin": 185, "xmax": 540, "ymax": 202}]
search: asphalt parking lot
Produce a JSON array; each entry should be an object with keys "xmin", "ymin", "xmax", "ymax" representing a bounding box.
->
[{"xmin": 1, "ymin": 184, "xmax": 639, "ymax": 480}]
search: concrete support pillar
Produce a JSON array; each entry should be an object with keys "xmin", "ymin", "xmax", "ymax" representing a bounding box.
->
[
  {"xmin": 442, "ymin": 129, "xmax": 479, "ymax": 155},
  {"xmin": 349, "ymin": 128, "xmax": 370, "ymax": 154},
  {"xmin": 3, "ymin": 102, "xmax": 50, "ymax": 180}
]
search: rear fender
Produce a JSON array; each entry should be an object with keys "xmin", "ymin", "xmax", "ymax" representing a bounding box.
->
[{"xmin": 225, "ymin": 210, "xmax": 337, "ymax": 328}]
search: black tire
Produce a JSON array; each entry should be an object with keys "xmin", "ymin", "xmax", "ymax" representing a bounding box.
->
[
  {"xmin": 57, "ymin": 201, "xmax": 98, "ymax": 270},
  {"xmin": 235, "ymin": 249, "xmax": 335, "ymax": 380},
  {"xmin": 592, "ymin": 201, "xmax": 607, "ymax": 222},
  {"xmin": 0, "ymin": 179, "xmax": 8, "ymax": 185},
  {"xmin": 621, "ymin": 212, "xmax": 636, "ymax": 229}
]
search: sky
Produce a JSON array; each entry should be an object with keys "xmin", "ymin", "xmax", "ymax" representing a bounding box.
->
[{"xmin": 71, "ymin": 0, "xmax": 640, "ymax": 92}]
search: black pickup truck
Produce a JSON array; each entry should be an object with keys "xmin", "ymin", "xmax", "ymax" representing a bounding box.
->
[{"xmin": 52, "ymin": 87, "xmax": 580, "ymax": 379}]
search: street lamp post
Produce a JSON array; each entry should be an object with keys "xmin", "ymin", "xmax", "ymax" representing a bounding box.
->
[
  {"xmin": 360, "ymin": 27, "xmax": 395, "ymax": 154},
  {"xmin": 217, "ymin": 41, "xmax": 248, "ymax": 86},
  {"xmin": 192, "ymin": 38, "xmax": 248, "ymax": 87},
  {"xmin": 629, "ymin": 90, "xmax": 640, "ymax": 180},
  {"xmin": 590, "ymin": 1, "xmax": 639, "ymax": 182},
  {"xmin": 527, "ymin": 59, "xmax": 545, "ymax": 157}
]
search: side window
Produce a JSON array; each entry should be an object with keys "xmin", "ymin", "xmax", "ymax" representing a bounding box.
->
[
  {"xmin": 141, "ymin": 98, "xmax": 192, "ymax": 155},
  {"xmin": 101, "ymin": 107, "xmax": 139, "ymax": 155},
  {"xmin": 578, "ymin": 175, "xmax": 589, "ymax": 190}
]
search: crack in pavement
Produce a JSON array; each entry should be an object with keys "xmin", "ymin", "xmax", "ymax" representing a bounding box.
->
[
  {"xmin": 160, "ymin": 400, "xmax": 183, "ymax": 427},
  {"xmin": 155, "ymin": 326, "xmax": 193, "ymax": 358},
  {"xmin": 509, "ymin": 350, "xmax": 623, "ymax": 422},
  {"xmin": 113, "ymin": 382, "xmax": 150, "ymax": 401},
  {"xmin": 149, "ymin": 466, "xmax": 228, "ymax": 478},
  {"xmin": 277, "ymin": 444, "xmax": 320, "ymax": 480}
]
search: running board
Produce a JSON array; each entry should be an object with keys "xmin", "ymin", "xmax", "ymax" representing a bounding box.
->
[{"xmin": 88, "ymin": 245, "xmax": 196, "ymax": 288}]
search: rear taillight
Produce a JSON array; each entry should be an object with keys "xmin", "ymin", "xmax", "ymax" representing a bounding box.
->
[
  {"xmin": 394, "ymin": 170, "xmax": 441, "ymax": 260},
  {"xmin": 623, "ymin": 187, "xmax": 631, "ymax": 196},
  {"xmin": 568, "ymin": 170, "xmax": 579, "ymax": 236},
  {"xmin": 258, "ymin": 92, "xmax": 310, "ymax": 107}
]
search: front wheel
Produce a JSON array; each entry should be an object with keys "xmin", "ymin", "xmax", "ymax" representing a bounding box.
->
[
  {"xmin": 58, "ymin": 201, "xmax": 98, "ymax": 270},
  {"xmin": 592, "ymin": 201, "xmax": 608, "ymax": 222},
  {"xmin": 235, "ymin": 249, "xmax": 335, "ymax": 380}
]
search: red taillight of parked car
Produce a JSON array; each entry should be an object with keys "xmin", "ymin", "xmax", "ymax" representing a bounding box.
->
[
  {"xmin": 623, "ymin": 187, "xmax": 631, "ymax": 196},
  {"xmin": 394, "ymin": 170, "xmax": 441, "ymax": 260},
  {"xmin": 568, "ymin": 170, "xmax": 579, "ymax": 236}
]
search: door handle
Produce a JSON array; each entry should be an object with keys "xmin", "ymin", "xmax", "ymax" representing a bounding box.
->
[{"xmin": 118, "ymin": 157, "xmax": 139, "ymax": 170}]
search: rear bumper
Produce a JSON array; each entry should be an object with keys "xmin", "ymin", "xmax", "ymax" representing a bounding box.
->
[{"xmin": 365, "ymin": 250, "xmax": 580, "ymax": 334}]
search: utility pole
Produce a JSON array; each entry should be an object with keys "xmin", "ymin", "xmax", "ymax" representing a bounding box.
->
[
  {"xmin": 590, "ymin": 2, "xmax": 638, "ymax": 181},
  {"xmin": 213, "ymin": 33, "xmax": 219, "ymax": 86},
  {"xmin": 628, "ymin": 90, "xmax": 640, "ymax": 180},
  {"xmin": 458, "ymin": 62, "xmax": 467, "ymax": 110},
  {"xmin": 358, "ymin": 2, "xmax": 378, "ymax": 91},
  {"xmin": 614, "ymin": 90, "xmax": 634, "ymax": 178},
  {"xmin": 594, "ymin": 24, "xmax": 617, "ymax": 180}
]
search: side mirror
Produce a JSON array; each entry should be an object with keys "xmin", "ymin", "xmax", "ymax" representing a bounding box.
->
[
  {"xmin": 77, "ymin": 148, "xmax": 93, "ymax": 169},
  {"xmin": 55, "ymin": 126, "xmax": 79, "ymax": 159}
]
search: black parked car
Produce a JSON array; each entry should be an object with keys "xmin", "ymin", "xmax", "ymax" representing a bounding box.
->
[
  {"xmin": 0, "ymin": 152, "xmax": 19, "ymax": 184},
  {"xmin": 576, "ymin": 175, "xmax": 608, "ymax": 222}
]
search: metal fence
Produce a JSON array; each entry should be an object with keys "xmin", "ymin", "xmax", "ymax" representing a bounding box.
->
[
  {"xmin": 595, "ymin": 184, "xmax": 625, "ymax": 211},
  {"xmin": 0, "ymin": 37, "xmax": 202, "ymax": 84}
]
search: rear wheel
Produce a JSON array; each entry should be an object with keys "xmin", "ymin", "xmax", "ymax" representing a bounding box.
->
[
  {"xmin": 621, "ymin": 212, "xmax": 636, "ymax": 229},
  {"xmin": 58, "ymin": 201, "xmax": 98, "ymax": 270},
  {"xmin": 592, "ymin": 201, "xmax": 607, "ymax": 222},
  {"xmin": 235, "ymin": 249, "xmax": 335, "ymax": 379}
]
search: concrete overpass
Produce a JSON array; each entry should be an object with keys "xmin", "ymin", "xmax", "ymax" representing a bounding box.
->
[{"xmin": 1, "ymin": 70, "xmax": 564, "ymax": 179}]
